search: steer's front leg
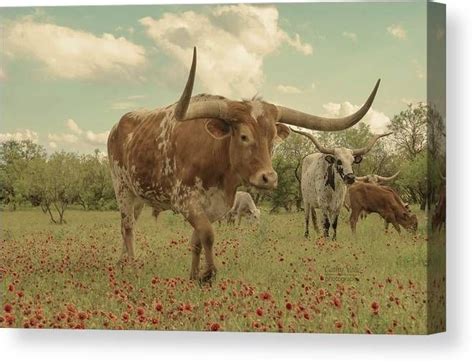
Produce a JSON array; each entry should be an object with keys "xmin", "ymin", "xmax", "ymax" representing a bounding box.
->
[
  {"xmin": 189, "ymin": 230, "xmax": 202, "ymax": 280},
  {"xmin": 187, "ymin": 212, "xmax": 217, "ymax": 284}
]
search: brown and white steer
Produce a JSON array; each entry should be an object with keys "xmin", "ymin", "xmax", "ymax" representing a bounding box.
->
[
  {"xmin": 348, "ymin": 182, "xmax": 417, "ymax": 234},
  {"xmin": 107, "ymin": 47, "xmax": 381, "ymax": 282},
  {"xmin": 226, "ymin": 191, "xmax": 260, "ymax": 225},
  {"xmin": 343, "ymin": 171, "xmax": 404, "ymax": 215}
]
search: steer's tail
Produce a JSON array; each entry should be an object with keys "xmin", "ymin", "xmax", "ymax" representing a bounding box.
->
[{"xmin": 294, "ymin": 158, "xmax": 302, "ymax": 184}]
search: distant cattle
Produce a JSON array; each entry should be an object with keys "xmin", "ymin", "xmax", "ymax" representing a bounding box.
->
[
  {"xmin": 107, "ymin": 47, "xmax": 381, "ymax": 282},
  {"xmin": 343, "ymin": 171, "xmax": 403, "ymax": 216},
  {"xmin": 355, "ymin": 171, "xmax": 400, "ymax": 185},
  {"xmin": 226, "ymin": 191, "xmax": 260, "ymax": 226},
  {"xmin": 293, "ymin": 129, "xmax": 391, "ymax": 240},
  {"xmin": 348, "ymin": 182, "xmax": 417, "ymax": 234}
]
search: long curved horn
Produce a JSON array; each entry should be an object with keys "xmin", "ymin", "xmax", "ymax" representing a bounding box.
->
[
  {"xmin": 356, "ymin": 176, "xmax": 370, "ymax": 182},
  {"xmin": 353, "ymin": 132, "xmax": 392, "ymax": 156},
  {"xmin": 376, "ymin": 170, "xmax": 400, "ymax": 182},
  {"xmin": 276, "ymin": 79, "xmax": 381, "ymax": 131},
  {"xmin": 291, "ymin": 128, "xmax": 334, "ymax": 154},
  {"xmin": 175, "ymin": 47, "xmax": 229, "ymax": 121}
]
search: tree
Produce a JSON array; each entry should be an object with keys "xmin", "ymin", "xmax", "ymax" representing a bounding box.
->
[
  {"xmin": 270, "ymin": 133, "xmax": 313, "ymax": 211},
  {"xmin": 36, "ymin": 152, "xmax": 82, "ymax": 224},
  {"xmin": 389, "ymin": 103, "xmax": 427, "ymax": 159},
  {"xmin": 388, "ymin": 103, "xmax": 429, "ymax": 209},
  {"xmin": 0, "ymin": 140, "xmax": 47, "ymax": 208},
  {"xmin": 77, "ymin": 150, "xmax": 115, "ymax": 210}
]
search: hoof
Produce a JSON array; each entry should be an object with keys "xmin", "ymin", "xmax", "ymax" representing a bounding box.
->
[
  {"xmin": 116, "ymin": 255, "xmax": 136, "ymax": 269},
  {"xmin": 189, "ymin": 270, "xmax": 199, "ymax": 281},
  {"xmin": 304, "ymin": 232, "xmax": 309, "ymax": 239},
  {"xmin": 198, "ymin": 268, "xmax": 217, "ymax": 285}
]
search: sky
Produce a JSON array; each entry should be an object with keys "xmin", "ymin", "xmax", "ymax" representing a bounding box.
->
[{"xmin": 0, "ymin": 2, "xmax": 441, "ymax": 153}]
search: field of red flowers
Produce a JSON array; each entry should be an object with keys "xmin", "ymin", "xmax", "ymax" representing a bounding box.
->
[{"xmin": 0, "ymin": 208, "xmax": 445, "ymax": 333}]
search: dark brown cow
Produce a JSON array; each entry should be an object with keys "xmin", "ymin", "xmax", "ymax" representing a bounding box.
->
[
  {"xmin": 348, "ymin": 182, "xmax": 417, "ymax": 234},
  {"xmin": 107, "ymin": 47, "xmax": 381, "ymax": 282}
]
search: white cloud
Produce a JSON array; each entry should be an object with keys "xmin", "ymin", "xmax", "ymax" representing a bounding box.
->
[
  {"xmin": 127, "ymin": 95, "xmax": 145, "ymax": 100},
  {"xmin": 140, "ymin": 4, "xmax": 312, "ymax": 97},
  {"xmin": 4, "ymin": 19, "xmax": 146, "ymax": 79},
  {"xmin": 48, "ymin": 133, "xmax": 78, "ymax": 144},
  {"xmin": 66, "ymin": 119, "xmax": 83, "ymax": 135},
  {"xmin": 322, "ymin": 102, "xmax": 391, "ymax": 133},
  {"xmin": 48, "ymin": 120, "xmax": 110, "ymax": 149},
  {"xmin": 111, "ymin": 101, "xmax": 138, "ymax": 110},
  {"xmin": 277, "ymin": 84, "xmax": 302, "ymax": 94},
  {"xmin": 85, "ymin": 130, "xmax": 109, "ymax": 146},
  {"xmin": 412, "ymin": 59, "xmax": 425, "ymax": 79},
  {"xmin": 342, "ymin": 31, "xmax": 357, "ymax": 42},
  {"xmin": 0, "ymin": 129, "xmax": 39, "ymax": 143},
  {"xmin": 387, "ymin": 24, "xmax": 407, "ymax": 40}
]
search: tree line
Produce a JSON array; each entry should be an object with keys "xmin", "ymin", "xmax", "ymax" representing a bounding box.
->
[
  {"xmin": 0, "ymin": 143, "xmax": 115, "ymax": 223},
  {"xmin": 0, "ymin": 103, "xmax": 443, "ymax": 223}
]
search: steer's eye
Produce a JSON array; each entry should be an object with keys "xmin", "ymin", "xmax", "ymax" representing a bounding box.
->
[
  {"xmin": 241, "ymin": 135, "xmax": 249, "ymax": 143},
  {"xmin": 337, "ymin": 160, "xmax": 342, "ymax": 165}
]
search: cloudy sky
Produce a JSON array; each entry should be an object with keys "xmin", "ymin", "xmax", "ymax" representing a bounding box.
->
[{"xmin": 0, "ymin": 2, "xmax": 437, "ymax": 153}]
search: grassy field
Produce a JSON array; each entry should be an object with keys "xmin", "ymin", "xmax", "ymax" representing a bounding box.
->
[{"xmin": 0, "ymin": 207, "xmax": 445, "ymax": 333}]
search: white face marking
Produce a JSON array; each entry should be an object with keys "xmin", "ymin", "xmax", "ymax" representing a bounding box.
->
[
  {"xmin": 250, "ymin": 101, "xmax": 264, "ymax": 122},
  {"xmin": 333, "ymin": 148, "xmax": 355, "ymax": 177}
]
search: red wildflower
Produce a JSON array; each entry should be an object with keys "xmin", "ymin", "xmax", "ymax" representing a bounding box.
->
[
  {"xmin": 4, "ymin": 304, "xmax": 13, "ymax": 313},
  {"xmin": 78, "ymin": 312, "xmax": 87, "ymax": 320},
  {"xmin": 371, "ymin": 301, "xmax": 380, "ymax": 314},
  {"xmin": 260, "ymin": 292, "xmax": 271, "ymax": 301},
  {"xmin": 285, "ymin": 302, "xmax": 292, "ymax": 310},
  {"xmin": 256, "ymin": 307, "xmax": 264, "ymax": 317},
  {"xmin": 210, "ymin": 322, "xmax": 220, "ymax": 331}
]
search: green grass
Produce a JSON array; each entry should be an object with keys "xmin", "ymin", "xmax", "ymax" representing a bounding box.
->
[{"xmin": 0, "ymin": 207, "xmax": 445, "ymax": 333}]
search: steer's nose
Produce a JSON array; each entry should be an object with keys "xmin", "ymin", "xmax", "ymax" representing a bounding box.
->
[
  {"xmin": 344, "ymin": 173, "xmax": 356, "ymax": 185},
  {"xmin": 250, "ymin": 170, "xmax": 278, "ymax": 189}
]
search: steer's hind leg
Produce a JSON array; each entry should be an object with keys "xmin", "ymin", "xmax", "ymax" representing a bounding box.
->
[
  {"xmin": 322, "ymin": 213, "xmax": 331, "ymax": 239},
  {"xmin": 331, "ymin": 214, "xmax": 339, "ymax": 241},
  {"xmin": 115, "ymin": 190, "xmax": 140, "ymax": 264},
  {"xmin": 310, "ymin": 207, "xmax": 320, "ymax": 234},
  {"xmin": 304, "ymin": 203, "xmax": 310, "ymax": 238}
]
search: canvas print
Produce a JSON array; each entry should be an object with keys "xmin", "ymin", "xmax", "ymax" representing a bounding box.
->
[{"xmin": 0, "ymin": 1, "xmax": 445, "ymax": 334}]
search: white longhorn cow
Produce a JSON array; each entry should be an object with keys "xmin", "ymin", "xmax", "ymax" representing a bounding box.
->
[{"xmin": 293, "ymin": 129, "xmax": 391, "ymax": 240}]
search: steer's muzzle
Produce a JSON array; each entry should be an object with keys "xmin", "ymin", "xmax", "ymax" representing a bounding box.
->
[
  {"xmin": 344, "ymin": 173, "xmax": 356, "ymax": 185},
  {"xmin": 249, "ymin": 170, "xmax": 278, "ymax": 190}
]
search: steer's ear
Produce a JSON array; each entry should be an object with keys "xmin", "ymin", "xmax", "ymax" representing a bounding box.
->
[
  {"xmin": 205, "ymin": 119, "xmax": 232, "ymax": 140},
  {"xmin": 276, "ymin": 123, "xmax": 291, "ymax": 141},
  {"xmin": 353, "ymin": 155, "xmax": 363, "ymax": 164},
  {"xmin": 325, "ymin": 155, "xmax": 336, "ymax": 164}
]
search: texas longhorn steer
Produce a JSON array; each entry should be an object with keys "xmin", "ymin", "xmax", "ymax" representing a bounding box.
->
[
  {"xmin": 107, "ymin": 47, "xmax": 381, "ymax": 282},
  {"xmin": 343, "ymin": 171, "xmax": 402, "ymax": 214},
  {"xmin": 348, "ymin": 182, "xmax": 418, "ymax": 234},
  {"xmin": 293, "ymin": 129, "xmax": 391, "ymax": 240}
]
